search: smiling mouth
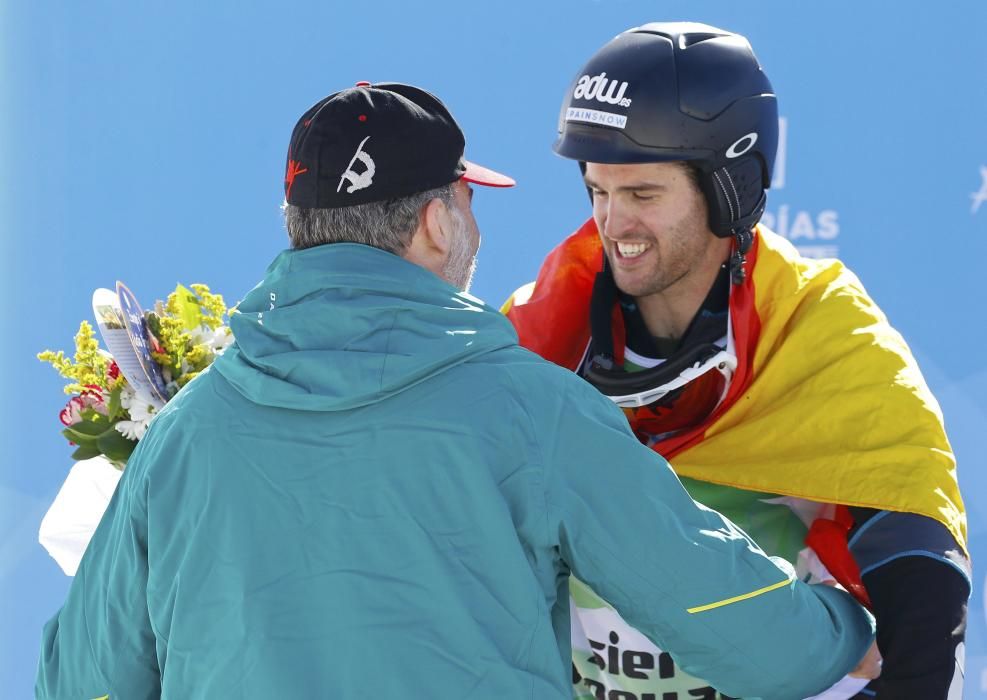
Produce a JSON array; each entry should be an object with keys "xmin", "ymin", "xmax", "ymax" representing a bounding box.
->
[{"xmin": 615, "ymin": 242, "xmax": 650, "ymax": 259}]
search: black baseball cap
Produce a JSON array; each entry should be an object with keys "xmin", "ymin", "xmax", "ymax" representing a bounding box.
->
[{"xmin": 284, "ymin": 81, "xmax": 515, "ymax": 208}]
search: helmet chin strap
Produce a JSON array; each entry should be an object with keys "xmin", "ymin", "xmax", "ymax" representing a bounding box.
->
[
  {"xmin": 730, "ymin": 226, "xmax": 755, "ymax": 285},
  {"xmin": 726, "ymin": 188, "xmax": 763, "ymax": 284},
  {"xmin": 587, "ymin": 256, "xmax": 619, "ymax": 367}
]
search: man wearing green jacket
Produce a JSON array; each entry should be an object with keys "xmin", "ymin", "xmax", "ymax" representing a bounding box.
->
[{"xmin": 37, "ymin": 81, "xmax": 874, "ymax": 700}]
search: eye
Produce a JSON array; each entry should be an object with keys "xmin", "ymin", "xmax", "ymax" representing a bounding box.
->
[
  {"xmin": 591, "ymin": 188, "xmax": 608, "ymax": 199},
  {"xmin": 632, "ymin": 192, "xmax": 656, "ymax": 201}
]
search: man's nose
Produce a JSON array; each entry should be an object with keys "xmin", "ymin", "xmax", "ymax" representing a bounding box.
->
[{"xmin": 602, "ymin": 199, "xmax": 635, "ymax": 239}]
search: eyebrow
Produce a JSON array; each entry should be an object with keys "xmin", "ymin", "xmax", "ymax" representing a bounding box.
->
[{"xmin": 582, "ymin": 177, "xmax": 668, "ymax": 193}]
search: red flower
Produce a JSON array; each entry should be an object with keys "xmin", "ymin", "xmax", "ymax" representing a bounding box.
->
[
  {"xmin": 58, "ymin": 398, "xmax": 83, "ymax": 426},
  {"xmin": 107, "ymin": 361, "xmax": 120, "ymax": 380},
  {"xmin": 59, "ymin": 387, "xmax": 108, "ymax": 427}
]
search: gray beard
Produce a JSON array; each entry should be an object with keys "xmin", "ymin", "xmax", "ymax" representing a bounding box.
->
[{"xmin": 442, "ymin": 207, "xmax": 477, "ymax": 292}]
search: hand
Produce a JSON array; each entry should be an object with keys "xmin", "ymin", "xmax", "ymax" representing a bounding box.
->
[
  {"xmin": 848, "ymin": 640, "xmax": 882, "ymax": 679},
  {"xmin": 817, "ymin": 580, "xmax": 881, "ymax": 680}
]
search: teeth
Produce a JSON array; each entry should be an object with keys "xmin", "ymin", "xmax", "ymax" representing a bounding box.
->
[{"xmin": 616, "ymin": 242, "xmax": 649, "ymax": 258}]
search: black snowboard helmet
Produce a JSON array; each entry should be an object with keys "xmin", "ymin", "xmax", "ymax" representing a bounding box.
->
[{"xmin": 555, "ymin": 22, "xmax": 778, "ymax": 242}]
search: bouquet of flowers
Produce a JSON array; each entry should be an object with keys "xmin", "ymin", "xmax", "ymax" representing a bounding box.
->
[{"xmin": 39, "ymin": 283, "xmax": 233, "ymax": 470}]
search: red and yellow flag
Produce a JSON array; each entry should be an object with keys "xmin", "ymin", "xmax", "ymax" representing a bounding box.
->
[{"xmin": 505, "ymin": 219, "xmax": 966, "ymax": 554}]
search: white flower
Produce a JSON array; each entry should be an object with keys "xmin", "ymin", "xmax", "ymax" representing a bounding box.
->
[
  {"xmin": 118, "ymin": 386, "xmax": 160, "ymax": 439},
  {"xmin": 120, "ymin": 386, "xmax": 159, "ymax": 418},
  {"xmin": 114, "ymin": 419, "xmax": 147, "ymax": 441},
  {"xmin": 190, "ymin": 325, "xmax": 233, "ymax": 353},
  {"xmin": 214, "ymin": 328, "xmax": 234, "ymax": 353},
  {"xmin": 128, "ymin": 397, "xmax": 157, "ymax": 423}
]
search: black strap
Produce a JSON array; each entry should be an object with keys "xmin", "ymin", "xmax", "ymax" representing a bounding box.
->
[{"xmin": 586, "ymin": 258, "xmax": 619, "ymax": 368}]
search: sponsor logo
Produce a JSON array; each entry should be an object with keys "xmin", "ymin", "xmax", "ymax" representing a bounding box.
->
[
  {"xmin": 573, "ymin": 72, "xmax": 632, "ymax": 107},
  {"xmin": 566, "ymin": 107, "xmax": 628, "ymax": 130},
  {"xmin": 337, "ymin": 136, "xmax": 376, "ymax": 194},
  {"xmin": 971, "ymin": 165, "xmax": 987, "ymax": 214},
  {"xmin": 726, "ymin": 133, "xmax": 758, "ymax": 159}
]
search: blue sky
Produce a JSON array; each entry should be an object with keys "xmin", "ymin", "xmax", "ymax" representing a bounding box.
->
[{"xmin": 3, "ymin": 1, "xmax": 987, "ymax": 696}]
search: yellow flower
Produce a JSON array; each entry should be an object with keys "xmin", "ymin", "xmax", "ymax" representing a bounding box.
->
[
  {"xmin": 38, "ymin": 321, "xmax": 110, "ymax": 394},
  {"xmin": 189, "ymin": 283, "xmax": 229, "ymax": 330},
  {"xmin": 155, "ymin": 316, "xmax": 192, "ymax": 372},
  {"xmin": 184, "ymin": 344, "xmax": 209, "ymax": 370}
]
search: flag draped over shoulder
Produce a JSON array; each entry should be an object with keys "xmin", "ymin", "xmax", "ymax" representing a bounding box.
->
[{"xmin": 505, "ymin": 218, "xmax": 966, "ymax": 554}]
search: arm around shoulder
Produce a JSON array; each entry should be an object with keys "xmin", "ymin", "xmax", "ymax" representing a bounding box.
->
[{"xmin": 539, "ymin": 378, "xmax": 875, "ymax": 699}]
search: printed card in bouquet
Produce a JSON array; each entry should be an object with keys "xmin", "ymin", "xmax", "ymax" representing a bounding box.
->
[{"xmin": 91, "ymin": 284, "xmax": 167, "ymax": 407}]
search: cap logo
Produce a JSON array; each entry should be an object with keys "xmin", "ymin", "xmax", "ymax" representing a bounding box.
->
[
  {"xmin": 337, "ymin": 136, "xmax": 376, "ymax": 194},
  {"xmin": 285, "ymin": 159, "xmax": 309, "ymax": 200},
  {"xmin": 726, "ymin": 133, "xmax": 758, "ymax": 159},
  {"xmin": 573, "ymin": 72, "xmax": 632, "ymax": 108}
]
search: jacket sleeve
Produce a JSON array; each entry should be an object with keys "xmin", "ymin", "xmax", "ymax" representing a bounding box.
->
[
  {"xmin": 35, "ymin": 450, "xmax": 160, "ymax": 700},
  {"xmin": 848, "ymin": 507, "xmax": 969, "ymax": 699},
  {"xmin": 540, "ymin": 379, "xmax": 875, "ymax": 700}
]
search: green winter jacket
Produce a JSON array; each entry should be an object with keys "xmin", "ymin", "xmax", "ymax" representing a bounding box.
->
[{"xmin": 36, "ymin": 243, "xmax": 874, "ymax": 700}]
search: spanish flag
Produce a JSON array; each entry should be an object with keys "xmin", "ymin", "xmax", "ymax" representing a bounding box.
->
[{"xmin": 504, "ymin": 218, "xmax": 967, "ymax": 556}]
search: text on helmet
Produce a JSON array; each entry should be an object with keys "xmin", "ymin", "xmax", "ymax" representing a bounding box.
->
[{"xmin": 573, "ymin": 72, "xmax": 632, "ymax": 108}]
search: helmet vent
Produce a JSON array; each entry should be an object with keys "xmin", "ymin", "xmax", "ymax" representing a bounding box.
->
[{"xmin": 679, "ymin": 32, "xmax": 722, "ymax": 49}]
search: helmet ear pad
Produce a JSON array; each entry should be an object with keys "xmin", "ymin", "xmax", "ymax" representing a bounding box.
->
[{"xmin": 697, "ymin": 156, "xmax": 767, "ymax": 238}]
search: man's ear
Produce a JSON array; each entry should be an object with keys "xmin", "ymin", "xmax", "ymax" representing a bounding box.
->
[
  {"xmin": 403, "ymin": 197, "xmax": 452, "ymax": 274},
  {"xmin": 420, "ymin": 197, "xmax": 453, "ymax": 256}
]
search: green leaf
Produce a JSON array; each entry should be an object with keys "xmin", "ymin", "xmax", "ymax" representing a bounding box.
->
[
  {"xmin": 97, "ymin": 429, "xmax": 137, "ymax": 464},
  {"xmin": 63, "ymin": 427, "xmax": 103, "ymax": 446},
  {"xmin": 80, "ymin": 408, "xmax": 112, "ymax": 426},
  {"xmin": 173, "ymin": 283, "xmax": 203, "ymax": 330},
  {"xmin": 62, "ymin": 428, "xmax": 95, "ymax": 445},
  {"xmin": 106, "ymin": 384, "xmax": 123, "ymax": 420},
  {"xmin": 71, "ymin": 443, "xmax": 102, "ymax": 461},
  {"xmin": 63, "ymin": 419, "xmax": 114, "ymax": 441}
]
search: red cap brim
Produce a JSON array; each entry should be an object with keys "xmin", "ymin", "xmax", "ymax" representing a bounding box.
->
[{"xmin": 462, "ymin": 159, "xmax": 515, "ymax": 188}]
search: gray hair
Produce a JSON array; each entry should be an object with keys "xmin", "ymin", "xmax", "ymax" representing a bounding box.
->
[{"xmin": 283, "ymin": 183, "xmax": 457, "ymax": 253}]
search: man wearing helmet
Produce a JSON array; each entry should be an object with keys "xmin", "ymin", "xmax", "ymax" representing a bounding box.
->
[{"xmin": 505, "ymin": 23, "xmax": 969, "ymax": 700}]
